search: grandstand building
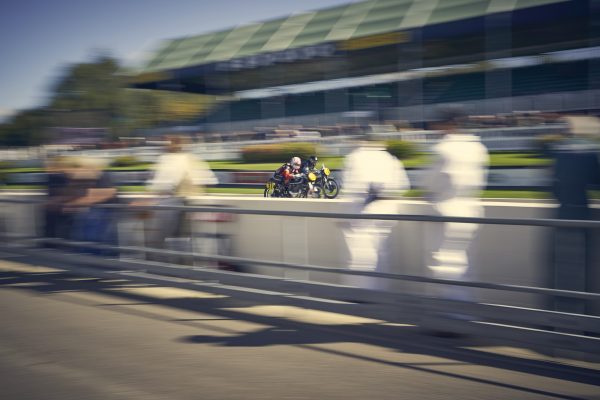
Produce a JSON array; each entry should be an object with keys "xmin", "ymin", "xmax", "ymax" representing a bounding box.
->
[{"xmin": 130, "ymin": 0, "xmax": 600, "ymax": 130}]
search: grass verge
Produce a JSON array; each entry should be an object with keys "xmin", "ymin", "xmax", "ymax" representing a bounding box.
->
[
  {"xmin": 0, "ymin": 152, "xmax": 551, "ymax": 174},
  {"xmin": 6, "ymin": 185, "xmax": 598, "ymax": 200}
]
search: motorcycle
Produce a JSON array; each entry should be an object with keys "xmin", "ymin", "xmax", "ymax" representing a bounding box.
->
[
  {"xmin": 264, "ymin": 176, "xmax": 285, "ymax": 198},
  {"xmin": 313, "ymin": 164, "xmax": 340, "ymax": 199},
  {"xmin": 264, "ymin": 170, "xmax": 322, "ymax": 198},
  {"xmin": 264, "ymin": 164, "xmax": 339, "ymax": 199}
]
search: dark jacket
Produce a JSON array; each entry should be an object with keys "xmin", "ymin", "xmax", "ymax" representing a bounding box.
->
[{"xmin": 552, "ymin": 140, "xmax": 600, "ymax": 219}]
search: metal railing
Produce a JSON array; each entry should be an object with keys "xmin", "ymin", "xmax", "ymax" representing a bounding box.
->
[{"xmin": 1, "ymin": 197, "xmax": 599, "ymax": 357}]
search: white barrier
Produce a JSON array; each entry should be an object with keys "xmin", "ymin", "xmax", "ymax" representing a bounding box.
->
[
  {"xmin": 186, "ymin": 196, "xmax": 600, "ymax": 314},
  {"xmin": 2, "ymin": 193, "xmax": 599, "ymax": 316}
]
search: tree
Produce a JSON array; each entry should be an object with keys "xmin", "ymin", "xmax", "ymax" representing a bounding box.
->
[
  {"xmin": 120, "ymin": 89, "xmax": 215, "ymax": 130},
  {"xmin": 51, "ymin": 55, "xmax": 122, "ymax": 111},
  {"xmin": 0, "ymin": 53, "xmax": 216, "ymax": 146},
  {"xmin": 48, "ymin": 54, "xmax": 215, "ymax": 137},
  {"xmin": 0, "ymin": 108, "xmax": 48, "ymax": 147}
]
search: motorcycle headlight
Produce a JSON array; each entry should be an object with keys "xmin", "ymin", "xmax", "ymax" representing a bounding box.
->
[{"xmin": 323, "ymin": 167, "xmax": 330, "ymax": 176}]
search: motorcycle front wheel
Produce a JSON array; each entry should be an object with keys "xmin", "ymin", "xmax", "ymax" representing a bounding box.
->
[{"xmin": 323, "ymin": 178, "xmax": 340, "ymax": 199}]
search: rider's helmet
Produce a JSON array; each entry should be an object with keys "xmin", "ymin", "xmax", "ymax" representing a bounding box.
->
[
  {"xmin": 290, "ymin": 156, "xmax": 301, "ymax": 169},
  {"xmin": 308, "ymin": 155, "xmax": 318, "ymax": 169}
]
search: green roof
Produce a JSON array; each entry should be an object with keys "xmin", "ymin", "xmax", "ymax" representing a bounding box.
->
[{"xmin": 137, "ymin": 0, "xmax": 568, "ymax": 74}]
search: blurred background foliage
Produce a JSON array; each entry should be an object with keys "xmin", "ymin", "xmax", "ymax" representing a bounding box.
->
[
  {"xmin": 241, "ymin": 142, "xmax": 318, "ymax": 163},
  {"xmin": 0, "ymin": 53, "xmax": 216, "ymax": 146},
  {"xmin": 385, "ymin": 140, "xmax": 418, "ymax": 160}
]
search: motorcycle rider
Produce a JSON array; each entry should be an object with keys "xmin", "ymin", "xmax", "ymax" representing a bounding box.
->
[
  {"xmin": 299, "ymin": 155, "xmax": 319, "ymax": 196},
  {"xmin": 275, "ymin": 157, "xmax": 303, "ymax": 192},
  {"xmin": 301, "ymin": 155, "xmax": 318, "ymax": 174}
]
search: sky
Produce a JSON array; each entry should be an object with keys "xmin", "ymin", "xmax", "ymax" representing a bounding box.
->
[{"xmin": 0, "ymin": 0, "xmax": 352, "ymax": 122}]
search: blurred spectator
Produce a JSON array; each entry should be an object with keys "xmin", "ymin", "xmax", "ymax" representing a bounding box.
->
[
  {"xmin": 134, "ymin": 135, "xmax": 217, "ymax": 260},
  {"xmin": 551, "ymin": 116, "xmax": 600, "ymax": 315},
  {"xmin": 64, "ymin": 157, "xmax": 118, "ymax": 254},
  {"xmin": 423, "ymin": 106, "xmax": 489, "ymax": 305},
  {"xmin": 341, "ymin": 139, "xmax": 410, "ymax": 290},
  {"xmin": 43, "ymin": 157, "xmax": 77, "ymax": 243}
]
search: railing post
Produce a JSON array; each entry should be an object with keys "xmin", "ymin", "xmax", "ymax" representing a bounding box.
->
[{"xmin": 281, "ymin": 213, "xmax": 310, "ymax": 283}]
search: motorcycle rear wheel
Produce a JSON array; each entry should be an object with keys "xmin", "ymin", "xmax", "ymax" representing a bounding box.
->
[{"xmin": 264, "ymin": 179, "xmax": 277, "ymax": 197}]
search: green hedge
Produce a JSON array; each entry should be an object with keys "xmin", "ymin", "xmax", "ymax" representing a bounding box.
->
[
  {"xmin": 241, "ymin": 142, "xmax": 317, "ymax": 163},
  {"xmin": 0, "ymin": 161, "xmax": 10, "ymax": 183},
  {"xmin": 385, "ymin": 140, "xmax": 417, "ymax": 160},
  {"xmin": 534, "ymin": 134, "xmax": 564, "ymax": 155},
  {"xmin": 110, "ymin": 155, "xmax": 143, "ymax": 167}
]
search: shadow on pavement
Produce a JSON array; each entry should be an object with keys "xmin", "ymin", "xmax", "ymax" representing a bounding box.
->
[{"xmin": 1, "ymin": 257, "xmax": 599, "ymax": 400}]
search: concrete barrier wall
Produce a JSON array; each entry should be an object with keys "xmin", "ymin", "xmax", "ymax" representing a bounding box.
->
[
  {"xmin": 190, "ymin": 196, "xmax": 600, "ymax": 313},
  {"xmin": 2, "ymin": 193, "xmax": 599, "ymax": 313}
]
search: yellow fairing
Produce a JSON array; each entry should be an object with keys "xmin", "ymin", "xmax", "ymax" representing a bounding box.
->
[
  {"xmin": 308, "ymin": 172, "xmax": 317, "ymax": 181},
  {"xmin": 323, "ymin": 167, "xmax": 330, "ymax": 176}
]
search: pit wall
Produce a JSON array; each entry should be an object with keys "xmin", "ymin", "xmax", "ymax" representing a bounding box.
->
[{"xmin": 2, "ymin": 193, "xmax": 598, "ymax": 313}]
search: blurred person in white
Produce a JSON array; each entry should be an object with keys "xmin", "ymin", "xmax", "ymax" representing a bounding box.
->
[
  {"xmin": 342, "ymin": 139, "xmax": 410, "ymax": 290},
  {"xmin": 134, "ymin": 135, "xmax": 217, "ymax": 258},
  {"xmin": 423, "ymin": 106, "xmax": 489, "ymax": 304}
]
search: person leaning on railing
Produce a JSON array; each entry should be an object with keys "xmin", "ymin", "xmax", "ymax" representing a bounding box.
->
[
  {"xmin": 131, "ymin": 135, "xmax": 218, "ymax": 261},
  {"xmin": 60, "ymin": 157, "xmax": 118, "ymax": 255},
  {"xmin": 43, "ymin": 156, "xmax": 78, "ymax": 245}
]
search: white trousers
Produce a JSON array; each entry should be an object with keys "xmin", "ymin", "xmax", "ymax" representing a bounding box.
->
[
  {"xmin": 424, "ymin": 199, "xmax": 482, "ymax": 302},
  {"xmin": 343, "ymin": 200, "xmax": 397, "ymax": 290}
]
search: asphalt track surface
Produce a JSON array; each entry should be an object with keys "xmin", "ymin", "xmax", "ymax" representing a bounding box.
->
[{"xmin": 1, "ymin": 258, "xmax": 599, "ymax": 400}]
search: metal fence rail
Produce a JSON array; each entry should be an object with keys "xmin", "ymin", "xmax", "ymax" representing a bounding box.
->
[
  {"xmin": 101, "ymin": 202, "xmax": 600, "ymax": 229},
  {"xmin": 5, "ymin": 197, "xmax": 600, "ymax": 227},
  {"xmin": 17, "ymin": 236, "xmax": 600, "ymax": 301},
  {"xmin": 1, "ymin": 197, "xmax": 599, "ymax": 357}
]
